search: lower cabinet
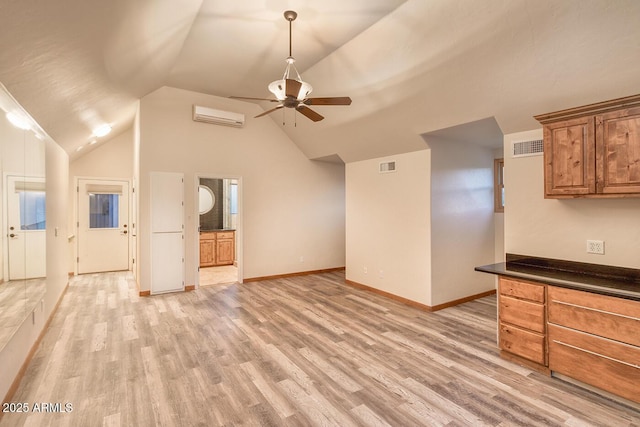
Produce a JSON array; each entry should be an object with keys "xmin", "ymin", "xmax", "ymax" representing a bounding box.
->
[
  {"xmin": 199, "ymin": 230, "xmax": 235, "ymax": 267},
  {"xmin": 215, "ymin": 231, "xmax": 235, "ymax": 265},
  {"xmin": 199, "ymin": 234, "xmax": 216, "ymax": 267},
  {"xmin": 498, "ymin": 277, "xmax": 547, "ymax": 367},
  {"xmin": 547, "ymin": 286, "xmax": 640, "ymax": 404},
  {"xmin": 496, "ymin": 276, "xmax": 640, "ymax": 405}
]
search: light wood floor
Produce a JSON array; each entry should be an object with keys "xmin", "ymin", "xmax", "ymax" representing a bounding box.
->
[
  {"xmin": 2, "ymin": 271, "xmax": 639, "ymax": 426},
  {"xmin": 200, "ymin": 265, "xmax": 238, "ymax": 287}
]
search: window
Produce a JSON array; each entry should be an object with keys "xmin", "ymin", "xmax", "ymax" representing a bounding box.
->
[
  {"xmin": 230, "ymin": 183, "xmax": 238, "ymax": 215},
  {"xmin": 19, "ymin": 190, "xmax": 46, "ymax": 230},
  {"xmin": 494, "ymin": 158, "xmax": 504, "ymax": 213},
  {"xmin": 89, "ymin": 193, "xmax": 119, "ymax": 228}
]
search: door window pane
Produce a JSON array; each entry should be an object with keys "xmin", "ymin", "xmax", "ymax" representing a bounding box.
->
[
  {"xmin": 90, "ymin": 194, "xmax": 119, "ymax": 228},
  {"xmin": 19, "ymin": 190, "xmax": 46, "ymax": 230}
]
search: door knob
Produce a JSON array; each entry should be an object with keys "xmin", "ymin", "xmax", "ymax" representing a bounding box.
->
[
  {"xmin": 121, "ymin": 230, "xmax": 128, "ymax": 235},
  {"xmin": 9, "ymin": 233, "xmax": 16, "ymax": 238}
]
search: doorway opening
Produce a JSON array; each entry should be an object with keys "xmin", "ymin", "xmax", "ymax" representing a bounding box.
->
[{"xmin": 197, "ymin": 176, "xmax": 240, "ymax": 286}]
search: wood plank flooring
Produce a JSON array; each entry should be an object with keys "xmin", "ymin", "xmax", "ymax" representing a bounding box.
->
[{"xmin": 2, "ymin": 271, "xmax": 639, "ymax": 426}]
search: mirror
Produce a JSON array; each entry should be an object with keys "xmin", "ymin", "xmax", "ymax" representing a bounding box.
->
[
  {"xmin": 198, "ymin": 185, "xmax": 215, "ymax": 215},
  {"xmin": 0, "ymin": 83, "xmax": 47, "ymax": 352}
]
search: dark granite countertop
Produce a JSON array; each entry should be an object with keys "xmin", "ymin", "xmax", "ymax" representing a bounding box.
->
[{"xmin": 475, "ymin": 254, "xmax": 640, "ymax": 301}]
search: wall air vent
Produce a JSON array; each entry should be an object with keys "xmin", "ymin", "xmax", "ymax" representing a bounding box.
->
[
  {"xmin": 192, "ymin": 105, "xmax": 245, "ymax": 128},
  {"xmin": 512, "ymin": 139, "xmax": 543, "ymax": 158},
  {"xmin": 379, "ymin": 161, "xmax": 396, "ymax": 173}
]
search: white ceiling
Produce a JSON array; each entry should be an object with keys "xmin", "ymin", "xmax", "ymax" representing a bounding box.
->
[{"xmin": 1, "ymin": 0, "xmax": 640, "ymax": 162}]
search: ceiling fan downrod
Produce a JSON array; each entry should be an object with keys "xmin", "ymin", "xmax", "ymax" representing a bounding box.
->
[{"xmin": 284, "ymin": 10, "xmax": 297, "ymax": 59}]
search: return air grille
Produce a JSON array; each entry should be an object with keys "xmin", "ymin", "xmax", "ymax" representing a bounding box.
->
[
  {"xmin": 512, "ymin": 139, "xmax": 543, "ymax": 157},
  {"xmin": 379, "ymin": 161, "xmax": 396, "ymax": 173}
]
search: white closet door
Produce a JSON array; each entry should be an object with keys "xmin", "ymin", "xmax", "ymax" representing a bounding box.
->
[{"xmin": 150, "ymin": 172, "xmax": 184, "ymax": 294}]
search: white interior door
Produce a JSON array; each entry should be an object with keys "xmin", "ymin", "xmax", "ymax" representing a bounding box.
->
[
  {"xmin": 77, "ymin": 179, "xmax": 129, "ymax": 274},
  {"xmin": 7, "ymin": 176, "xmax": 46, "ymax": 280}
]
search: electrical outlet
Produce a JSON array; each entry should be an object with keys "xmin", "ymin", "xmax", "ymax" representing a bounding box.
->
[
  {"xmin": 379, "ymin": 270, "xmax": 384, "ymax": 279},
  {"xmin": 299, "ymin": 256, "xmax": 304, "ymax": 263},
  {"xmin": 586, "ymin": 240, "xmax": 605, "ymax": 255},
  {"xmin": 363, "ymin": 266, "xmax": 368, "ymax": 274}
]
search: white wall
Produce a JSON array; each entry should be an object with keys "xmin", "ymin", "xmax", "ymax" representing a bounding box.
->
[
  {"xmin": 0, "ymin": 138, "xmax": 68, "ymax": 402},
  {"xmin": 346, "ymin": 150, "xmax": 432, "ymax": 306},
  {"xmin": 428, "ymin": 140, "xmax": 496, "ymax": 306},
  {"xmin": 68, "ymin": 129, "xmax": 134, "ymax": 273},
  {"xmin": 504, "ymin": 129, "xmax": 640, "ymax": 268},
  {"xmin": 137, "ymin": 86, "xmax": 345, "ymax": 292}
]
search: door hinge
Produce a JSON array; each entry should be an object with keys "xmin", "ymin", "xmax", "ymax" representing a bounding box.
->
[
  {"xmin": 77, "ymin": 221, "xmax": 79, "ymax": 228},
  {"xmin": 76, "ymin": 186, "xmax": 79, "ymax": 193},
  {"xmin": 77, "ymin": 256, "xmax": 79, "ymax": 262}
]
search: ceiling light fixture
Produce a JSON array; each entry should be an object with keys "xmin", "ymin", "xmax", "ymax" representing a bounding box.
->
[
  {"xmin": 5, "ymin": 111, "xmax": 31, "ymax": 130},
  {"xmin": 93, "ymin": 124, "xmax": 112, "ymax": 137},
  {"xmin": 229, "ymin": 11, "xmax": 351, "ymax": 123},
  {"xmin": 268, "ymin": 11, "xmax": 312, "ymax": 102}
]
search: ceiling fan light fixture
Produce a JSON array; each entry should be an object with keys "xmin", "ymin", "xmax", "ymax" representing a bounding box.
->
[{"xmin": 229, "ymin": 10, "xmax": 350, "ymax": 123}]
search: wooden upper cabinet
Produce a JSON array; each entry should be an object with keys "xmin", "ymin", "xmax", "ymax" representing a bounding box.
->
[
  {"xmin": 596, "ymin": 107, "xmax": 640, "ymax": 194},
  {"xmin": 543, "ymin": 116, "xmax": 595, "ymax": 196},
  {"xmin": 535, "ymin": 94, "xmax": 640, "ymax": 198}
]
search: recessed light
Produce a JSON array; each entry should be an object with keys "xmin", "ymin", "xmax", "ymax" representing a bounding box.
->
[
  {"xmin": 89, "ymin": 139, "xmax": 98, "ymax": 145},
  {"xmin": 76, "ymin": 145, "xmax": 84, "ymax": 152},
  {"xmin": 6, "ymin": 112, "xmax": 31, "ymax": 130},
  {"xmin": 93, "ymin": 124, "xmax": 112, "ymax": 137}
]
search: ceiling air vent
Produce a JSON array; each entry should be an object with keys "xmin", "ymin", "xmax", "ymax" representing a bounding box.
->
[
  {"xmin": 512, "ymin": 139, "xmax": 543, "ymax": 158},
  {"xmin": 379, "ymin": 161, "xmax": 396, "ymax": 173},
  {"xmin": 193, "ymin": 105, "xmax": 245, "ymax": 127}
]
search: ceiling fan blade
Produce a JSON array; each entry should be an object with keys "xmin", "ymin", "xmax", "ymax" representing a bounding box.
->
[
  {"xmin": 230, "ymin": 96, "xmax": 280, "ymax": 102},
  {"xmin": 285, "ymin": 79, "xmax": 302, "ymax": 98},
  {"xmin": 255, "ymin": 105, "xmax": 284, "ymax": 118},
  {"xmin": 304, "ymin": 97, "xmax": 352, "ymax": 106},
  {"xmin": 296, "ymin": 105, "xmax": 324, "ymax": 122}
]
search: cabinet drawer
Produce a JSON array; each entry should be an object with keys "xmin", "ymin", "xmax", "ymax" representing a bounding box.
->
[
  {"xmin": 200, "ymin": 232, "xmax": 217, "ymax": 241},
  {"xmin": 499, "ymin": 277, "xmax": 545, "ymax": 303},
  {"xmin": 499, "ymin": 323, "xmax": 546, "ymax": 365},
  {"xmin": 548, "ymin": 286, "xmax": 640, "ymax": 347},
  {"xmin": 216, "ymin": 231, "xmax": 235, "ymax": 240},
  {"xmin": 549, "ymin": 324, "xmax": 640, "ymax": 404},
  {"xmin": 500, "ymin": 295, "xmax": 545, "ymax": 333}
]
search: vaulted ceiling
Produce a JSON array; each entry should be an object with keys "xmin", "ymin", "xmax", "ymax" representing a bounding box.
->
[{"xmin": 1, "ymin": 0, "xmax": 639, "ymax": 162}]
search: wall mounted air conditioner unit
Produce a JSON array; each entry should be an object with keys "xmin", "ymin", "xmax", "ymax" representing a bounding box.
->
[{"xmin": 192, "ymin": 105, "xmax": 245, "ymax": 127}]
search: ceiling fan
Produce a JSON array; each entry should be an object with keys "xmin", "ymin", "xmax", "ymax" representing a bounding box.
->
[{"xmin": 230, "ymin": 10, "xmax": 352, "ymax": 122}]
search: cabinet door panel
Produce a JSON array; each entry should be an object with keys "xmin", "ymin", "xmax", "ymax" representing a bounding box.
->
[
  {"xmin": 549, "ymin": 324, "xmax": 640, "ymax": 404},
  {"xmin": 499, "ymin": 277, "xmax": 545, "ymax": 302},
  {"xmin": 548, "ymin": 286, "xmax": 640, "ymax": 347},
  {"xmin": 216, "ymin": 239, "xmax": 234, "ymax": 265},
  {"xmin": 200, "ymin": 240, "xmax": 215, "ymax": 267},
  {"xmin": 499, "ymin": 323, "xmax": 545, "ymax": 365},
  {"xmin": 544, "ymin": 116, "xmax": 595, "ymax": 197},
  {"xmin": 597, "ymin": 107, "xmax": 640, "ymax": 194},
  {"xmin": 500, "ymin": 295, "xmax": 545, "ymax": 333}
]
